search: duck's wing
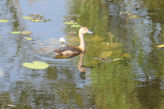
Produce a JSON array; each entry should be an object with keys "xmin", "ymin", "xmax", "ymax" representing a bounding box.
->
[{"xmin": 54, "ymin": 46, "xmax": 81, "ymax": 57}]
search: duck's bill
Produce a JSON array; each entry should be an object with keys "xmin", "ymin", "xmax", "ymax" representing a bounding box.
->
[{"xmin": 87, "ymin": 30, "xmax": 93, "ymax": 34}]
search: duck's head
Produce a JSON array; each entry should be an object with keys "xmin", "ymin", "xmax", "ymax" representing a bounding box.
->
[{"xmin": 79, "ymin": 27, "xmax": 93, "ymax": 34}]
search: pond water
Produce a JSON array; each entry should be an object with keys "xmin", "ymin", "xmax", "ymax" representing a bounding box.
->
[{"xmin": 0, "ymin": 0, "xmax": 164, "ymax": 109}]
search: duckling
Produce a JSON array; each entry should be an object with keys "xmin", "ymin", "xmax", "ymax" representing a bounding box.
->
[{"xmin": 59, "ymin": 37, "xmax": 66, "ymax": 46}]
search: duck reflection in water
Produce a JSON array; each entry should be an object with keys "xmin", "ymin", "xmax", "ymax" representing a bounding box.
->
[{"xmin": 78, "ymin": 52, "xmax": 87, "ymax": 72}]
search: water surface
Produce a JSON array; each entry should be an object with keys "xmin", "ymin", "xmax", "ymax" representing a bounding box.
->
[{"xmin": 0, "ymin": 0, "xmax": 164, "ymax": 109}]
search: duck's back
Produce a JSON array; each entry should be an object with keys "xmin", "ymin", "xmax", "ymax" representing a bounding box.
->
[{"xmin": 54, "ymin": 46, "xmax": 81, "ymax": 58}]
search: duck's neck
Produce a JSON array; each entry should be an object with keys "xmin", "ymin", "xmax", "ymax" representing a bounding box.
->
[{"xmin": 78, "ymin": 32, "xmax": 85, "ymax": 52}]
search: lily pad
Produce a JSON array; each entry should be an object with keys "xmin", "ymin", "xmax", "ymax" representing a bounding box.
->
[
  {"xmin": 113, "ymin": 58, "xmax": 124, "ymax": 61},
  {"xmin": 24, "ymin": 37, "xmax": 32, "ymax": 40},
  {"xmin": 10, "ymin": 31, "xmax": 21, "ymax": 34},
  {"xmin": 100, "ymin": 51, "xmax": 113, "ymax": 58},
  {"xmin": 22, "ymin": 61, "xmax": 49, "ymax": 69},
  {"xmin": 10, "ymin": 31, "xmax": 32, "ymax": 35},
  {"xmin": 64, "ymin": 21, "xmax": 77, "ymax": 25},
  {"xmin": 7, "ymin": 104, "xmax": 16, "ymax": 108},
  {"xmin": 129, "ymin": 15, "xmax": 140, "ymax": 19},
  {"xmin": 22, "ymin": 31, "xmax": 32, "ymax": 35},
  {"xmin": 31, "ymin": 19, "xmax": 41, "ymax": 22},
  {"xmin": 157, "ymin": 45, "xmax": 164, "ymax": 48},
  {"xmin": 123, "ymin": 53, "xmax": 131, "ymax": 58},
  {"xmin": 0, "ymin": 19, "xmax": 8, "ymax": 23},
  {"xmin": 22, "ymin": 16, "xmax": 33, "ymax": 20},
  {"xmin": 71, "ymin": 24, "xmax": 81, "ymax": 28}
]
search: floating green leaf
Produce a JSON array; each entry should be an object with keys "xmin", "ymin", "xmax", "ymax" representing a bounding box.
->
[
  {"xmin": 31, "ymin": 19, "xmax": 41, "ymax": 22},
  {"xmin": 113, "ymin": 58, "xmax": 124, "ymax": 61},
  {"xmin": 0, "ymin": 36, "xmax": 3, "ymax": 39},
  {"xmin": 22, "ymin": 31, "xmax": 32, "ymax": 35},
  {"xmin": 10, "ymin": 31, "xmax": 32, "ymax": 35},
  {"xmin": 71, "ymin": 24, "xmax": 81, "ymax": 28},
  {"xmin": 157, "ymin": 45, "xmax": 164, "ymax": 48},
  {"xmin": 10, "ymin": 31, "xmax": 21, "ymax": 34},
  {"xmin": 7, "ymin": 104, "xmax": 16, "ymax": 108},
  {"xmin": 129, "ymin": 15, "xmax": 140, "ymax": 19},
  {"xmin": 22, "ymin": 16, "xmax": 33, "ymax": 20},
  {"xmin": 123, "ymin": 53, "xmax": 131, "ymax": 58},
  {"xmin": 64, "ymin": 21, "xmax": 77, "ymax": 25},
  {"xmin": 100, "ymin": 51, "xmax": 113, "ymax": 58},
  {"xmin": 24, "ymin": 37, "xmax": 32, "ymax": 40},
  {"xmin": 22, "ymin": 61, "xmax": 49, "ymax": 69},
  {"xmin": 0, "ymin": 19, "xmax": 8, "ymax": 23}
]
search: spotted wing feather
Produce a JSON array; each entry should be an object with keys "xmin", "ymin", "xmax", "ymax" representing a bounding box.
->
[{"xmin": 54, "ymin": 46, "xmax": 81, "ymax": 57}]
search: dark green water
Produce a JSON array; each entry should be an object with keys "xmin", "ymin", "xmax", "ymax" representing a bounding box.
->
[{"xmin": 0, "ymin": 0, "xmax": 164, "ymax": 109}]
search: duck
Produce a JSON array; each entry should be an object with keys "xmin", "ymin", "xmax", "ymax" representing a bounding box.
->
[{"xmin": 54, "ymin": 27, "xmax": 93, "ymax": 58}]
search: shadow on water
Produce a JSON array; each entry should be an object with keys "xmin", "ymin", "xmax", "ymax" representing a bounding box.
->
[{"xmin": 0, "ymin": 0, "xmax": 164, "ymax": 109}]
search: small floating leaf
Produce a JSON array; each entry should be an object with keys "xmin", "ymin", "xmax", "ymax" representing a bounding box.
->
[
  {"xmin": 129, "ymin": 15, "xmax": 140, "ymax": 19},
  {"xmin": 71, "ymin": 24, "xmax": 81, "ymax": 28},
  {"xmin": 157, "ymin": 45, "xmax": 164, "ymax": 48},
  {"xmin": 24, "ymin": 37, "xmax": 32, "ymax": 40},
  {"xmin": 22, "ymin": 16, "xmax": 33, "ymax": 20},
  {"xmin": 123, "ymin": 53, "xmax": 131, "ymax": 58},
  {"xmin": 113, "ymin": 58, "xmax": 124, "ymax": 61},
  {"xmin": 0, "ymin": 36, "xmax": 3, "ymax": 39},
  {"xmin": 0, "ymin": 19, "xmax": 8, "ymax": 23},
  {"xmin": 7, "ymin": 104, "xmax": 16, "ymax": 107},
  {"xmin": 100, "ymin": 51, "xmax": 113, "ymax": 58},
  {"xmin": 10, "ymin": 31, "xmax": 21, "ymax": 34},
  {"xmin": 31, "ymin": 19, "xmax": 41, "ymax": 22},
  {"xmin": 22, "ymin": 31, "xmax": 32, "ymax": 35},
  {"xmin": 22, "ymin": 61, "xmax": 49, "ymax": 69},
  {"xmin": 64, "ymin": 21, "xmax": 77, "ymax": 25},
  {"xmin": 11, "ymin": 31, "xmax": 32, "ymax": 35}
]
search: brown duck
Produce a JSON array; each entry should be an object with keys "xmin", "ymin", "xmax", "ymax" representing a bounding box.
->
[{"xmin": 54, "ymin": 27, "xmax": 93, "ymax": 58}]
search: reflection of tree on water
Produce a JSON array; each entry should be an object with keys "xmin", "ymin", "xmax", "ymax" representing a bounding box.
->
[
  {"xmin": 4, "ymin": 62, "xmax": 92, "ymax": 109},
  {"xmin": 109, "ymin": 0, "xmax": 164, "ymax": 109},
  {"xmin": 68, "ymin": 0, "xmax": 164, "ymax": 109},
  {"xmin": 136, "ymin": 78, "xmax": 163, "ymax": 109}
]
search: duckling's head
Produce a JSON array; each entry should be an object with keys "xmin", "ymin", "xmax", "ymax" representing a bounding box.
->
[
  {"xmin": 79, "ymin": 27, "xmax": 93, "ymax": 34},
  {"xmin": 59, "ymin": 37, "xmax": 66, "ymax": 45}
]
